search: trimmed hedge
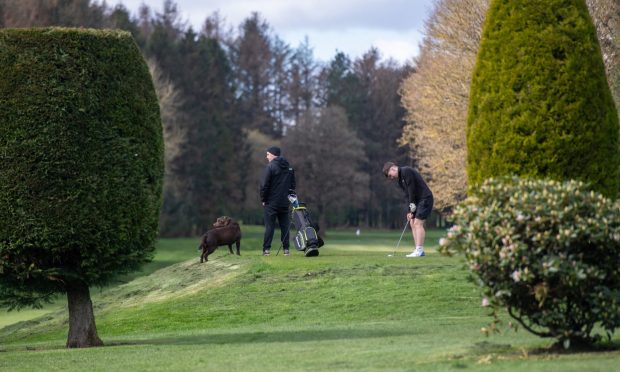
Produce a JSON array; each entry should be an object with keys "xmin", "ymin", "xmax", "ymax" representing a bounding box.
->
[
  {"xmin": 0, "ymin": 28, "xmax": 163, "ymax": 308},
  {"xmin": 467, "ymin": 0, "xmax": 619, "ymax": 198}
]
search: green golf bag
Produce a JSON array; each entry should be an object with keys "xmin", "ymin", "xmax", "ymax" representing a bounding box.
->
[{"xmin": 288, "ymin": 194, "xmax": 323, "ymax": 257}]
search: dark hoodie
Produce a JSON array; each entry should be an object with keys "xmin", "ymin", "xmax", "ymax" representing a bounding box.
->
[
  {"xmin": 398, "ymin": 166, "xmax": 433, "ymax": 205},
  {"xmin": 260, "ymin": 156, "xmax": 296, "ymax": 209}
]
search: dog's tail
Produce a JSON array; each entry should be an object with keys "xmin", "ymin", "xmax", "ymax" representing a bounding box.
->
[{"xmin": 197, "ymin": 237, "xmax": 206, "ymax": 252}]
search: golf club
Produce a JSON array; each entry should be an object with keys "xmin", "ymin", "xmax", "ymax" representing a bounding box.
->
[
  {"xmin": 388, "ymin": 219, "xmax": 410, "ymax": 257},
  {"xmin": 275, "ymin": 221, "xmax": 294, "ymax": 256},
  {"xmin": 275, "ymin": 194, "xmax": 300, "ymax": 256}
]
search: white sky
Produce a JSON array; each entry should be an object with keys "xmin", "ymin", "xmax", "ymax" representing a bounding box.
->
[{"xmin": 111, "ymin": 0, "xmax": 435, "ymax": 64}]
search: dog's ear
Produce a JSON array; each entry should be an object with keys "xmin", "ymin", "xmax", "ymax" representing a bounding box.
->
[{"xmin": 213, "ymin": 216, "xmax": 233, "ymax": 227}]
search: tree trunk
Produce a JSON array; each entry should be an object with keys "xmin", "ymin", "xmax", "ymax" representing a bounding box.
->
[{"xmin": 66, "ymin": 281, "xmax": 103, "ymax": 348}]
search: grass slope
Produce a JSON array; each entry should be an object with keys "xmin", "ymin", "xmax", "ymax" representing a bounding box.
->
[{"xmin": 1, "ymin": 226, "xmax": 619, "ymax": 371}]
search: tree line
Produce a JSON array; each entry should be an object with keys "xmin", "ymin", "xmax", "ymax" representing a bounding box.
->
[{"xmin": 0, "ymin": 0, "xmax": 414, "ymax": 235}]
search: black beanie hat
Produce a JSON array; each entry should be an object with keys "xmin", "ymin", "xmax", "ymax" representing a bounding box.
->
[{"xmin": 267, "ymin": 146, "xmax": 281, "ymax": 156}]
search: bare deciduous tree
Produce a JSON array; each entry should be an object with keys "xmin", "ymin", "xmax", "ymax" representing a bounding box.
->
[
  {"xmin": 1, "ymin": 0, "xmax": 107, "ymax": 28},
  {"xmin": 147, "ymin": 58, "xmax": 189, "ymax": 232},
  {"xmin": 148, "ymin": 58, "xmax": 185, "ymax": 166},
  {"xmin": 587, "ymin": 0, "xmax": 620, "ymax": 105},
  {"xmin": 400, "ymin": 0, "xmax": 488, "ymax": 210},
  {"xmin": 283, "ymin": 106, "xmax": 369, "ymax": 230}
]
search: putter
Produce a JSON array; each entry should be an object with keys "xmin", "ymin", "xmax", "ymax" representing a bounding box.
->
[
  {"xmin": 388, "ymin": 219, "xmax": 410, "ymax": 257},
  {"xmin": 275, "ymin": 221, "xmax": 294, "ymax": 256},
  {"xmin": 276, "ymin": 195, "xmax": 299, "ymax": 256}
]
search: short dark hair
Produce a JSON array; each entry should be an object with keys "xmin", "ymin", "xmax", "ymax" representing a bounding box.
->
[{"xmin": 382, "ymin": 161, "xmax": 396, "ymax": 177}]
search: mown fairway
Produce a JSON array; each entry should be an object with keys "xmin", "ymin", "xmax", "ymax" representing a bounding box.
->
[{"xmin": 1, "ymin": 226, "xmax": 619, "ymax": 371}]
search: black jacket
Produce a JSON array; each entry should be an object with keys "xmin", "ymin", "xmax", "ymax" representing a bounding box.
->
[
  {"xmin": 260, "ymin": 157, "xmax": 296, "ymax": 209},
  {"xmin": 398, "ymin": 166, "xmax": 433, "ymax": 205}
]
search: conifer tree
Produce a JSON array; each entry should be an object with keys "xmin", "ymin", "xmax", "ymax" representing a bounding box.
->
[
  {"xmin": 0, "ymin": 28, "xmax": 163, "ymax": 347},
  {"xmin": 467, "ymin": 0, "xmax": 619, "ymax": 197}
]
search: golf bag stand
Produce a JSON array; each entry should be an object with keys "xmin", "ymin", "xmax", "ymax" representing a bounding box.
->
[{"xmin": 288, "ymin": 193, "xmax": 323, "ymax": 257}]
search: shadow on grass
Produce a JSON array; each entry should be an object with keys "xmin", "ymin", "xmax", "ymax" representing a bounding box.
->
[
  {"xmin": 468, "ymin": 339, "xmax": 620, "ymax": 359},
  {"xmin": 528, "ymin": 340, "xmax": 620, "ymax": 355},
  {"xmin": 109, "ymin": 327, "xmax": 414, "ymax": 347}
]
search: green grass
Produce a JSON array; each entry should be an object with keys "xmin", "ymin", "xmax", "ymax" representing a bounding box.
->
[{"xmin": 1, "ymin": 226, "xmax": 619, "ymax": 371}]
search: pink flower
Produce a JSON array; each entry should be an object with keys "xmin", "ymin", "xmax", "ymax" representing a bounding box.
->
[
  {"xmin": 511, "ymin": 270, "xmax": 521, "ymax": 282},
  {"xmin": 481, "ymin": 297, "xmax": 490, "ymax": 307}
]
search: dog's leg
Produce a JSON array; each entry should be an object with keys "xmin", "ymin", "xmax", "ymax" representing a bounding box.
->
[
  {"xmin": 200, "ymin": 248, "xmax": 206, "ymax": 263},
  {"xmin": 235, "ymin": 240, "xmax": 240, "ymax": 255},
  {"xmin": 206, "ymin": 246, "xmax": 216, "ymax": 262},
  {"xmin": 228, "ymin": 244, "xmax": 234, "ymax": 254}
]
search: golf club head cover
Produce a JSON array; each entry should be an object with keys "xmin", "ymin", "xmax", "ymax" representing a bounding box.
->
[{"xmin": 409, "ymin": 202, "xmax": 416, "ymax": 213}]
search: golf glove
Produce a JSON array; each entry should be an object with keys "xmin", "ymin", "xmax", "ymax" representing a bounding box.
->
[{"xmin": 409, "ymin": 202, "xmax": 416, "ymax": 213}]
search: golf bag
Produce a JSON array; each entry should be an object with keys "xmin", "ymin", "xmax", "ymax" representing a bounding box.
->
[{"xmin": 288, "ymin": 194, "xmax": 324, "ymax": 257}]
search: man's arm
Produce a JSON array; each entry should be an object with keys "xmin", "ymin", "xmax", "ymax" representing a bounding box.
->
[
  {"xmin": 401, "ymin": 168, "xmax": 416, "ymax": 205},
  {"xmin": 290, "ymin": 167, "xmax": 296, "ymax": 192},
  {"xmin": 259, "ymin": 165, "xmax": 272, "ymax": 203}
]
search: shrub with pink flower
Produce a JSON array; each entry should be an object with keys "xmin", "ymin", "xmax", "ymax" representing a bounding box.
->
[{"xmin": 439, "ymin": 176, "xmax": 620, "ymax": 348}]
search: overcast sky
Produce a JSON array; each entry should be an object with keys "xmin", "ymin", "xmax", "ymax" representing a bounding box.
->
[{"xmin": 111, "ymin": 0, "xmax": 435, "ymax": 64}]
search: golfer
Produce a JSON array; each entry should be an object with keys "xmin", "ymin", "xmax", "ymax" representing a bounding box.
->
[
  {"xmin": 383, "ymin": 162, "xmax": 434, "ymax": 257},
  {"xmin": 260, "ymin": 146, "xmax": 296, "ymax": 256}
]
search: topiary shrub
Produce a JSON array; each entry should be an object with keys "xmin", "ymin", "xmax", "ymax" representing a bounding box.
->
[
  {"xmin": 0, "ymin": 28, "xmax": 163, "ymax": 347},
  {"xmin": 467, "ymin": 0, "xmax": 619, "ymax": 198},
  {"xmin": 440, "ymin": 177, "xmax": 620, "ymax": 348}
]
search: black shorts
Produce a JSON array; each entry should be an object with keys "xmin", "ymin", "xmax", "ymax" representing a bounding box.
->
[{"xmin": 414, "ymin": 196, "xmax": 434, "ymax": 220}]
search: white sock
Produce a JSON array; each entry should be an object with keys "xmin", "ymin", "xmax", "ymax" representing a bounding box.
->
[{"xmin": 416, "ymin": 246, "xmax": 424, "ymax": 251}]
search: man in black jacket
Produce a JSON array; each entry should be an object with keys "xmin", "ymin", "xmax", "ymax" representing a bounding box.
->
[
  {"xmin": 260, "ymin": 146, "xmax": 296, "ymax": 256},
  {"xmin": 383, "ymin": 161, "xmax": 434, "ymax": 257}
]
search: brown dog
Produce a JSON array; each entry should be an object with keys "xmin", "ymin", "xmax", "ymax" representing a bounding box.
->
[{"xmin": 199, "ymin": 217, "xmax": 241, "ymax": 263}]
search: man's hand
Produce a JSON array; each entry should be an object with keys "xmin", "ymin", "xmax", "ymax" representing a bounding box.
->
[{"xmin": 407, "ymin": 212, "xmax": 414, "ymax": 221}]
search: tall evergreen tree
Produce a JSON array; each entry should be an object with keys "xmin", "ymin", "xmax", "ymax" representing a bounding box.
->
[
  {"xmin": 287, "ymin": 37, "xmax": 318, "ymax": 123},
  {"xmin": 157, "ymin": 28, "xmax": 241, "ymax": 236},
  {"xmin": 143, "ymin": 0, "xmax": 183, "ymax": 79},
  {"xmin": 468, "ymin": 0, "xmax": 619, "ymax": 197},
  {"xmin": 321, "ymin": 52, "xmax": 364, "ymax": 111},
  {"xmin": 269, "ymin": 36, "xmax": 292, "ymax": 134},
  {"xmin": 108, "ymin": 4, "xmax": 142, "ymax": 44},
  {"xmin": 231, "ymin": 13, "xmax": 277, "ymax": 137},
  {"xmin": 320, "ymin": 50, "xmax": 411, "ymax": 227}
]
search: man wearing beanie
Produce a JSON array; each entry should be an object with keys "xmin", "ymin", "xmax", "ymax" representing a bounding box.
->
[
  {"xmin": 260, "ymin": 146, "xmax": 296, "ymax": 256},
  {"xmin": 383, "ymin": 161, "xmax": 434, "ymax": 257}
]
